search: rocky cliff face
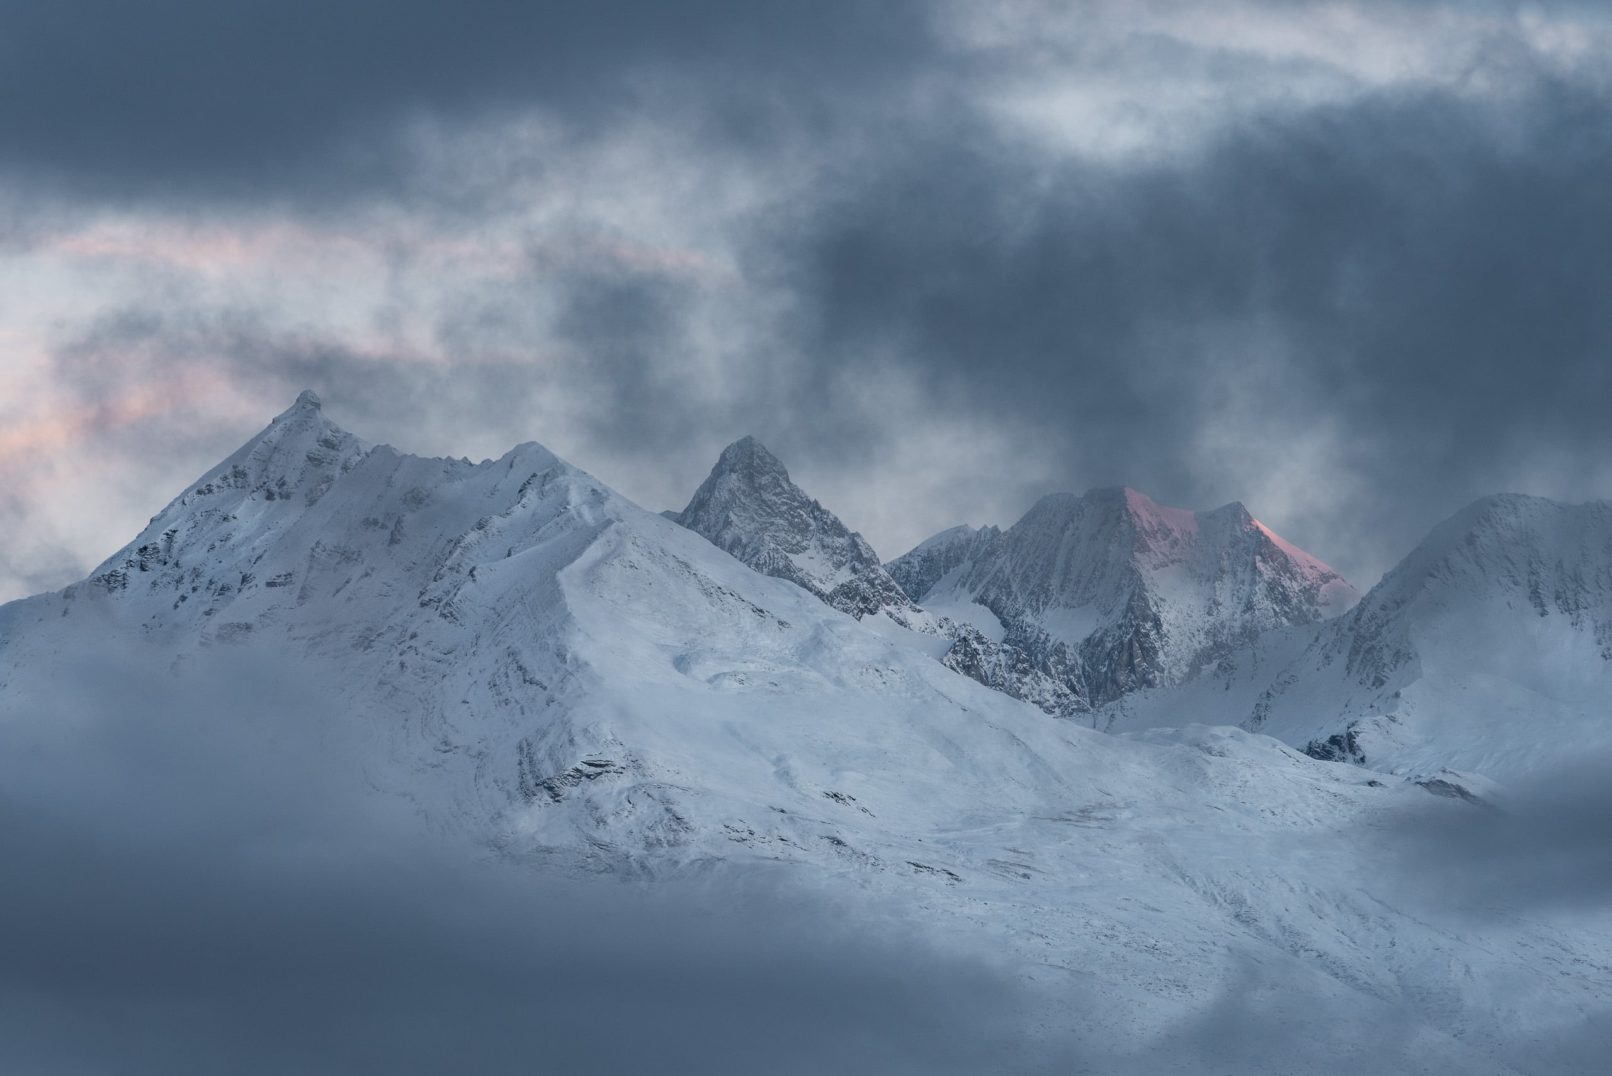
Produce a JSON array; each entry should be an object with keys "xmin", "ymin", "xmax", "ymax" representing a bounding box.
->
[
  {"xmin": 673, "ymin": 437, "xmax": 924, "ymax": 624},
  {"xmin": 891, "ymin": 487, "xmax": 1358, "ymax": 712},
  {"xmin": 673, "ymin": 440, "xmax": 1092, "ymax": 713},
  {"xmin": 884, "ymin": 524, "xmax": 1004, "ymax": 604}
]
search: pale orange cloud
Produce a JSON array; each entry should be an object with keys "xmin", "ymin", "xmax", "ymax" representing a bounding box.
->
[
  {"xmin": 0, "ymin": 368, "xmax": 239, "ymax": 474},
  {"xmin": 41, "ymin": 217, "xmax": 725, "ymax": 286}
]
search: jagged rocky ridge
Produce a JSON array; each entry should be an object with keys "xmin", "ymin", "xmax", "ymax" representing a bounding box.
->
[
  {"xmin": 673, "ymin": 439, "xmax": 1088, "ymax": 712},
  {"xmin": 673, "ymin": 440, "xmax": 1359, "ymax": 720},
  {"xmin": 890, "ymin": 487, "xmax": 1359, "ymax": 714},
  {"xmin": 673, "ymin": 437, "xmax": 925, "ymax": 624}
]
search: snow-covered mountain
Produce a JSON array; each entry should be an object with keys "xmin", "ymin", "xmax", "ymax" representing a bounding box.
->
[
  {"xmin": 1097, "ymin": 493, "xmax": 1612, "ymax": 780},
  {"xmin": 673, "ymin": 436, "xmax": 924, "ymax": 625},
  {"xmin": 2, "ymin": 395, "xmax": 1607, "ymax": 1070},
  {"xmin": 1234, "ymin": 495, "xmax": 1608, "ymax": 778},
  {"xmin": 674, "ymin": 439, "xmax": 1090, "ymax": 713},
  {"xmin": 889, "ymin": 487, "xmax": 1359, "ymax": 713}
]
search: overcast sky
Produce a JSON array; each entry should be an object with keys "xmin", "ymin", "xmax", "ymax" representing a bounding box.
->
[{"xmin": 5, "ymin": 0, "xmax": 1612, "ymax": 601}]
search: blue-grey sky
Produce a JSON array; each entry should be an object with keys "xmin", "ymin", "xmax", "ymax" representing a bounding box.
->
[{"xmin": 5, "ymin": 0, "xmax": 1612, "ymax": 601}]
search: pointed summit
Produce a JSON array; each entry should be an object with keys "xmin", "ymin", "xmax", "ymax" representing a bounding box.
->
[
  {"xmin": 682, "ymin": 435, "xmax": 796, "ymax": 514},
  {"xmin": 1209, "ymin": 499, "xmax": 1251, "ymax": 519},
  {"xmin": 675, "ymin": 438, "xmax": 920, "ymax": 622},
  {"xmin": 716, "ymin": 434, "xmax": 781, "ymax": 469},
  {"xmin": 83, "ymin": 393, "xmax": 375, "ymax": 596},
  {"xmin": 219, "ymin": 390, "xmax": 368, "ymax": 497},
  {"xmin": 263, "ymin": 388, "xmax": 325, "ymax": 429}
]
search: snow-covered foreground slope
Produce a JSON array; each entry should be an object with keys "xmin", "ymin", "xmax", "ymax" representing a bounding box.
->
[
  {"xmin": 889, "ymin": 487, "xmax": 1358, "ymax": 713},
  {"xmin": 1, "ymin": 396, "xmax": 1607, "ymax": 1072},
  {"xmin": 1105, "ymin": 494, "xmax": 1612, "ymax": 782}
]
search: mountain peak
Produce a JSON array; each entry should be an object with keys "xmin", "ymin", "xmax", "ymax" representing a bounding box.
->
[
  {"xmin": 1239, "ymin": 491, "xmax": 1612, "ymax": 778},
  {"xmin": 890, "ymin": 484, "xmax": 1357, "ymax": 710},
  {"xmin": 1205, "ymin": 499, "xmax": 1253, "ymax": 523},
  {"xmin": 1371, "ymin": 492, "xmax": 1612, "ymax": 607},
  {"xmin": 252, "ymin": 388, "xmax": 358, "ymax": 455},
  {"xmin": 713, "ymin": 435, "xmax": 789, "ymax": 478},
  {"xmin": 1018, "ymin": 487, "xmax": 1204, "ymax": 542},
  {"xmin": 676, "ymin": 439, "xmax": 920, "ymax": 621},
  {"xmin": 259, "ymin": 389, "xmax": 327, "ymax": 431},
  {"xmin": 724, "ymin": 433, "xmax": 766, "ymax": 453},
  {"xmin": 260, "ymin": 389, "xmax": 335, "ymax": 440},
  {"xmin": 169, "ymin": 391, "xmax": 370, "ymax": 519},
  {"xmin": 1445, "ymin": 492, "xmax": 1577, "ymax": 535}
]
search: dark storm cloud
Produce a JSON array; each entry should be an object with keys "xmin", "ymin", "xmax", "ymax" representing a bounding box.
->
[
  {"xmin": 0, "ymin": 0, "xmax": 931, "ymax": 205},
  {"xmin": 14, "ymin": 0, "xmax": 1612, "ymax": 590},
  {"xmin": 752, "ymin": 69, "xmax": 1612, "ymax": 579},
  {"xmin": 0, "ymin": 641, "xmax": 1058, "ymax": 1075}
]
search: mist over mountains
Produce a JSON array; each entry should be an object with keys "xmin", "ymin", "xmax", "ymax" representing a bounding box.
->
[{"xmin": 4, "ymin": 393, "xmax": 1609, "ymax": 1073}]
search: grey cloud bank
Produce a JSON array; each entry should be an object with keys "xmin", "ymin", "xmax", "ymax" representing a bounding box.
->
[
  {"xmin": 0, "ymin": 645, "xmax": 1050, "ymax": 1075},
  {"xmin": 0, "ymin": 0, "xmax": 930, "ymax": 203},
  {"xmin": 5, "ymin": 1, "xmax": 1612, "ymax": 601}
]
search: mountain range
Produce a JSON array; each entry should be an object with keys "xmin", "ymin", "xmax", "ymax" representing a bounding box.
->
[
  {"xmin": 3, "ymin": 393, "xmax": 1608, "ymax": 1072},
  {"xmin": 673, "ymin": 429, "xmax": 1612, "ymax": 785}
]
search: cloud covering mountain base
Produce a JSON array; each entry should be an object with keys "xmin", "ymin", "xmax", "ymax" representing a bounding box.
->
[{"xmin": 2, "ymin": 398, "xmax": 1610, "ymax": 1073}]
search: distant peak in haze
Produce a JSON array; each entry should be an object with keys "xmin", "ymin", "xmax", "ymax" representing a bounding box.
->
[
  {"xmin": 888, "ymin": 483, "xmax": 1359, "ymax": 710},
  {"xmin": 708, "ymin": 435, "xmax": 793, "ymax": 485},
  {"xmin": 719, "ymin": 434, "xmax": 775, "ymax": 461},
  {"xmin": 674, "ymin": 437, "xmax": 923, "ymax": 623}
]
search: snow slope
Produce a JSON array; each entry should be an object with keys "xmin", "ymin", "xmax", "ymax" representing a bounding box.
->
[
  {"xmin": 0, "ymin": 396, "xmax": 1604, "ymax": 1071},
  {"xmin": 1181, "ymin": 494, "xmax": 1612, "ymax": 780},
  {"xmin": 1098, "ymin": 494, "xmax": 1612, "ymax": 782}
]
